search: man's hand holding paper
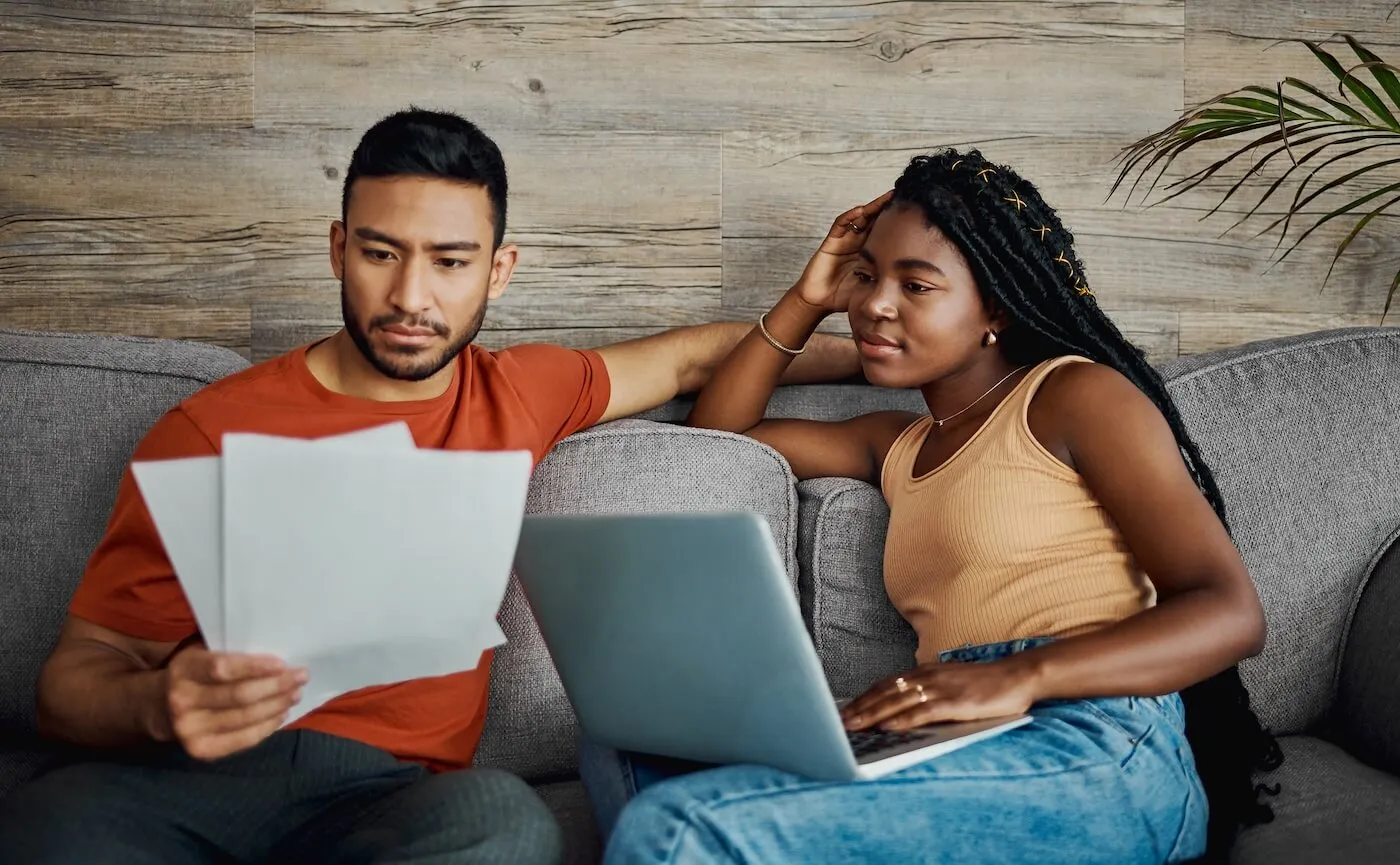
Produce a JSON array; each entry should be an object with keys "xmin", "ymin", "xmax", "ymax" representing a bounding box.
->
[{"xmin": 134, "ymin": 421, "xmax": 529, "ymax": 727}]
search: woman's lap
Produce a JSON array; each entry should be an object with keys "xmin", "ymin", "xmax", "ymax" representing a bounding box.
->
[{"xmin": 589, "ymin": 695, "xmax": 1206, "ymax": 865}]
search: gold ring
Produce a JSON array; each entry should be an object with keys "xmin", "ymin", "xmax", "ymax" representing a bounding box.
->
[{"xmin": 846, "ymin": 221, "xmax": 862, "ymax": 233}]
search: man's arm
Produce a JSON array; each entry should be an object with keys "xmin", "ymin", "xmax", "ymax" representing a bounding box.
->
[
  {"xmin": 593, "ymin": 321, "xmax": 860, "ymax": 424},
  {"xmin": 40, "ymin": 408, "xmax": 307, "ymax": 759},
  {"xmin": 39, "ymin": 616, "xmax": 305, "ymax": 759},
  {"xmin": 36, "ymin": 616, "xmax": 176, "ymax": 748}
]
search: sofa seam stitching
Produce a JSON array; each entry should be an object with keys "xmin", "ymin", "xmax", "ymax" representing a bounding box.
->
[
  {"xmin": 1164, "ymin": 331, "xmax": 1400, "ymax": 389},
  {"xmin": 1331, "ymin": 520, "xmax": 1400, "ymax": 697},
  {"xmin": 0, "ymin": 355, "xmax": 239, "ymax": 386}
]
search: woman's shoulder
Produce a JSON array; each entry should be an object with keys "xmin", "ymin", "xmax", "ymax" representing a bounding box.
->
[
  {"xmin": 1026, "ymin": 358, "xmax": 1165, "ymax": 463},
  {"xmin": 1031, "ymin": 356, "xmax": 1139, "ymax": 403}
]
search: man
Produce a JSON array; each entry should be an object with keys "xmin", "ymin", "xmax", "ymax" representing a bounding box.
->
[{"xmin": 0, "ymin": 109, "xmax": 857, "ymax": 864}]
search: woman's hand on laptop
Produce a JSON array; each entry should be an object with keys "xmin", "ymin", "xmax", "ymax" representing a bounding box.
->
[
  {"xmin": 164, "ymin": 646, "xmax": 308, "ymax": 760},
  {"xmin": 840, "ymin": 659, "xmax": 1038, "ymax": 732}
]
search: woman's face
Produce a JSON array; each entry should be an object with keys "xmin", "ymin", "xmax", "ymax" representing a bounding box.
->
[{"xmin": 846, "ymin": 203, "xmax": 1000, "ymax": 389}]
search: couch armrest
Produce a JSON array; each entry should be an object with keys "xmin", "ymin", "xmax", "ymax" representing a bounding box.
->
[
  {"xmin": 1335, "ymin": 531, "xmax": 1400, "ymax": 775},
  {"xmin": 796, "ymin": 478, "xmax": 917, "ymax": 699}
]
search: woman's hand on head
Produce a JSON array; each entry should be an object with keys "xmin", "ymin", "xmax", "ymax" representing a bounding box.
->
[
  {"xmin": 793, "ymin": 190, "xmax": 894, "ymax": 314},
  {"xmin": 840, "ymin": 656, "xmax": 1040, "ymax": 732}
]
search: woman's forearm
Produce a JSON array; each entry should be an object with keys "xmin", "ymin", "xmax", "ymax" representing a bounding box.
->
[
  {"xmin": 1015, "ymin": 584, "xmax": 1266, "ymax": 701},
  {"xmin": 686, "ymin": 290, "xmax": 829, "ymax": 432}
]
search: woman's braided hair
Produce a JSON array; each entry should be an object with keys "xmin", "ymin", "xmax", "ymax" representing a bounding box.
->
[{"xmin": 890, "ymin": 148, "xmax": 1283, "ymax": 860}]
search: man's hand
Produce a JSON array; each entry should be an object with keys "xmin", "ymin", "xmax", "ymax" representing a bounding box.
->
[
  {"xmin": 840, "ymin": 657, "xmax": 1039, "ymax": 732},
  {"xmin": 164, "ymin": 647, "xmax": 307, "ymax": 760},
  {"xmin": 793, "ymin": 190, "xmax": 894, "ymax": 314}
]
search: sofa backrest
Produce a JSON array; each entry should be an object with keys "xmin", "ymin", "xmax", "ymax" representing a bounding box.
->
[
  {"xmin": 0, "ymin": 329, "xmax": 250, "ymax": 735},
  {"xmin": 473, "ymin": 419, "xmax": 801, "ymax": 783},
  {"xmin": 1158, "ymin": 327, "xmax": 1400, "ymax": 735}
]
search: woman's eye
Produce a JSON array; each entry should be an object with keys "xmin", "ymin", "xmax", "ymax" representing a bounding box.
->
[
  {"xmin": 852, "ymin": 271, "xmax": 875, "ymax": 283},
  {"xmin": 906, "ymin": 283, "xmax": 934, "ymax": 293}
]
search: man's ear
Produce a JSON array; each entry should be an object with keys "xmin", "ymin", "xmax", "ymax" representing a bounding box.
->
[
  {"xmin": 330, "ymin": 220, "xmax": 347, "ymax": 281},
  {"xmin": 487, "ymin": 243, "xmax": 519, "ymax": 301}
]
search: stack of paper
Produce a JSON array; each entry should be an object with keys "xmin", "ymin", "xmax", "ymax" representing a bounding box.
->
[{"xmin": 132, "ymin": 422, "xmax": 531, "ymax": 722}]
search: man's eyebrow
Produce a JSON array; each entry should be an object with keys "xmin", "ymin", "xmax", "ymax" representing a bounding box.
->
[
  {"xmin": 354, "ymin": 227, "xmax": 406, "ymax": 249},
  {"xmin": 427, "ymin": 240, "xmax": 481, "ymax": 252},
  {"xmin": 353, "ymin": 227, "xmax": 480, "ymax": 253}
]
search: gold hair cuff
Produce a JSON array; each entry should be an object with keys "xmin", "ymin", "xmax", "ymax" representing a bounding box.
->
[{"xmin": 758, "ymin": 312, "xmax": 806, "ymax": 356}]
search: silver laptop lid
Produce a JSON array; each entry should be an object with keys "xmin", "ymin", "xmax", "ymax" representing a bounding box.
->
[{"xmin": 513, "ymin": 512, "xmax": 861, "ymax": 781}]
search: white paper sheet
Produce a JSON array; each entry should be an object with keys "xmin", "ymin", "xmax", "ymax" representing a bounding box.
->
[
  {"xmin": 132, "ymin": 422, "xmax": 418, "ymax": 651},
  {"xmin": 220, "ymin": 435, "xmax": 529, "ymax": 721}
]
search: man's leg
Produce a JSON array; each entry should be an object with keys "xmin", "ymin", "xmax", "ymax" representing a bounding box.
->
[
  {"xmin": 0, "ymin": 761, "xmax": 226, "ymax": 864},
  {"xmin": 272, "ymin": 764, "xmax": 562, "ymax": 865},
  {"xmin": 0, "ymin": 734, "xmax": 307, "ymax": 865}
]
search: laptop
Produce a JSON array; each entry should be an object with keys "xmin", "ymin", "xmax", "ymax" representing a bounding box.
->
[{"xmin": 513, "ymin": 512, "xmax": 1031, "ymax": 781}]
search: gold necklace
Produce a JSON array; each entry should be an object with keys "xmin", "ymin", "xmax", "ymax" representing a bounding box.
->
[{"xmin": 931, "ymin": 365, "xmax": 1031, "ymax": 428}]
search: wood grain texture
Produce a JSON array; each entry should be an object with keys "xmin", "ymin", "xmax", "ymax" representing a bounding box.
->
[
  {"xmin": 249, "ymin": 128, "xmax": 722, "ymax": 340},
  {"xmin": 1179, "ymin": 311, "xmax": 1389, "ymax": 355},
  {"xmin": 0, "ymin": 1, "xmax": 253, "ymax": 128},
  {"xmin": 1186, "ymin": 0, "xmax": 1400, "ymax": 104},
  {"xmin": 0, "ymin": 128, "xmax": 258, "ymax": 354},
  {"xmin": 254, "ymin": 0, "xmax": 1184, "ymax": 136},
  {"xmin": 3, "ymin": 0, "xmax": 1399, "ymax": 363},
  {"xmin": 720, "ymin": 132, "xmax": 1400, "ymax": 318}
]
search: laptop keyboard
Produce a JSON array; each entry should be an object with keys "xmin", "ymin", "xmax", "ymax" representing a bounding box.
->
[{"xmin": 847, "ymin": 727, "xmax": 930, "ymax": 759}]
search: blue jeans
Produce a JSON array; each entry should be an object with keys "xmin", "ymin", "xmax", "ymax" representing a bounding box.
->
[{"xmin": 580, "ymin": 638, "xmax": 1207, "ymax": 864}]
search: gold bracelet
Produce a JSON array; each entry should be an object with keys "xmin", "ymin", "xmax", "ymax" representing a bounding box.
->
[{"xmin": 758, "ymin": 312, "xmax": 807, "ymax": 356}]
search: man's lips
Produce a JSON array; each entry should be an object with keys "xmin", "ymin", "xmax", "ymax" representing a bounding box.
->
[{"xmin": 380, "ymin": 324, "xmax": 439, "ymax": 345}]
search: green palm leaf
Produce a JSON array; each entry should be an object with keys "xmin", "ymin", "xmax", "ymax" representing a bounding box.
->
[{"xmin": 1109, "ymin": 35, "xmax": 1400, "ymax": 320}]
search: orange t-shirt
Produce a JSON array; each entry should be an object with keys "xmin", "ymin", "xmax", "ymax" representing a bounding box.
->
[{"xmin": 68, "ymin": 341, "xmax": 611, "ymax": 771}]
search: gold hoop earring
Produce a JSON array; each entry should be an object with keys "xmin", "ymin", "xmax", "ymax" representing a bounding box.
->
[{"xmin": 983, "ymin": 330, "xmax": 998, "ymax": 347}]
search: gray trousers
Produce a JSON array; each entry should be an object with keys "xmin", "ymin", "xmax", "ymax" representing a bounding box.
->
[{"xmin": 0, "ymin": 730, "xmax": 562, "ymax": 865}]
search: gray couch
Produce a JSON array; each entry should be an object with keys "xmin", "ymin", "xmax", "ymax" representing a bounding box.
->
[{"xmin": 2, "ymin": 324, "xmax": 1399, "ymax": 863}]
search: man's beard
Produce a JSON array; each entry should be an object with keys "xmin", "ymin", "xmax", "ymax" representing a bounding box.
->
[{"xmin": 340, "ymin": 282, "xmax": 486, "ymax": 382}]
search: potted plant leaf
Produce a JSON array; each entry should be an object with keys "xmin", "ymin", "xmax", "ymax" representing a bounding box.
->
[{"xmin": 1110, "ymin": 35, "xmax": 1400, "ymax": 318}]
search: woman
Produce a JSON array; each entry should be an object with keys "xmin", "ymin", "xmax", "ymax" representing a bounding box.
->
[{"xmin": 586, "ymin": 150, "xmax": 1282, "ymax": 864}]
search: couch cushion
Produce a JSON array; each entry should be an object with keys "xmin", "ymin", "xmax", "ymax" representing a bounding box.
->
[
  {"xmin": 638, "ymin": 383, "xmax": 925, "ymax": 424},
  {"xmin": 0, "ymin": 328, "xmax": 249, "ymax": 735},
  {"xmin": 472, "ymin": 420, "xmax": 799, "ymax": 783},
  {"xmin": 535, "ymin": 778, "xmax": 602, "ymax": 865},
  {"xmin": 1334, "ymin": 530, "xmax": 1400, "ymax": 775},
  {"xmin": 1231, "ymin": 735, "xmax": 1400, "ymax": 864},
  {"xmin": 797, "ymin": 478, "xmax": 916, "ymax": 699},
  {"xmin": 1159, "ymin": 327, "xmax": 1400, "ymax": 735}
]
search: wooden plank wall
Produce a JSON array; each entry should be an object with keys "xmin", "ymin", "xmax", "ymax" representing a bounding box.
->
[{"xmin": 2, "ymin": 1, "xmax": 1398, "ymax": 362}]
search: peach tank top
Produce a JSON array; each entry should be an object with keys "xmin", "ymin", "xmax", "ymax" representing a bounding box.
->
[{"xmin": 880, "ymin": 355, "xmax": 1155, "ymax": 663}]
